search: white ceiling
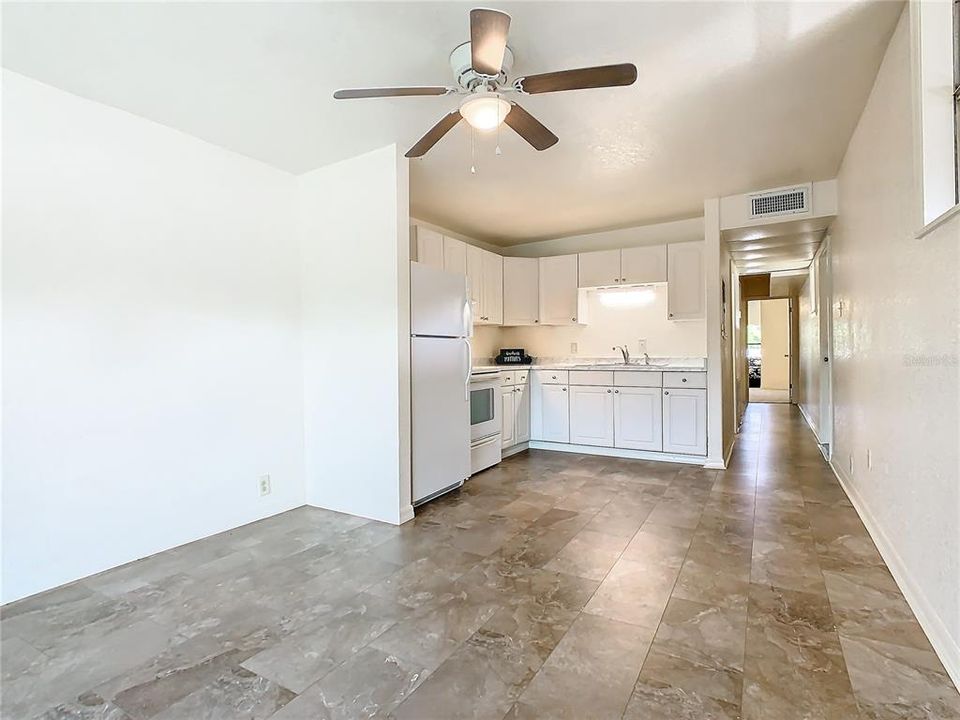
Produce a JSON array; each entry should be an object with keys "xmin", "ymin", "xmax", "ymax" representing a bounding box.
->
[
  {"xmin": 2, "ymin": 1, "xmax": 901, "ymax": 244},
  {"xmin": 723, "ymin": 216, "xmax": 833, "ymax": 275}
]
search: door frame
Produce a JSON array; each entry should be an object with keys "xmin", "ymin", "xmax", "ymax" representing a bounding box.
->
[{"xmin": 816, "ymin": 236, "xmax": 834, "ymax": 455}]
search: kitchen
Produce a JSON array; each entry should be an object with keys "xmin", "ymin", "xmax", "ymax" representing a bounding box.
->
[{"xmin": 410, "ymin": 218, "xmax": 709, "ymax": 506}]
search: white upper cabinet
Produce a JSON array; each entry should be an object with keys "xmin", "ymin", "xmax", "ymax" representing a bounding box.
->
[
  {"xmin": 443, "ymin": 236, "xmax": 467, "ymax": 276},
  {"xmin": 613, "ymin": 386, "xmax": 663, "ymax": 451},
  {"xmin": 539, "ymin": 254, "xmax": 580, "ymax": 325},
  {"xmin": 667, "ymin": 241, "xmax": 705, "ymax": 320},
  {"xmin": 466, "ymin": 244, "xmax": 484, "ymax": 318},
  {"xmin": 621, "ymin": 245, "xmax": 667, "ymax": 284},
  {"xmin": 569, "ymin": 384, "xmax": 615, "ymax": 447},
  {"xmin": 415, "ymin": 226, "xmax": 445, "ymax": 269},
  {"xmin": 662, "ymin": 387, "xmax": 707, "ymax": 455},
  {"xmin": 578, "ymin": 249, "xmax": 621, "ymax": 288},
  {"xmin": 480, "ymin": 249, "xmax": 503, "ymax": 325},
  {"xmin": 502, "ymin": 257, "xmax": 540, "ymax": 326}
]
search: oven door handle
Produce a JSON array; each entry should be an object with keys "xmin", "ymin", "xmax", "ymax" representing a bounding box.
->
[{"xmin": 463, "ymin": 337, "xmax": 472, "ymax": 402}]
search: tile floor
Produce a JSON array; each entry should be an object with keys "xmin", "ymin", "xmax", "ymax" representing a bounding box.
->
[{"xmin": 3, "ymin": 404, "xmax": 959, "ymax": 719}]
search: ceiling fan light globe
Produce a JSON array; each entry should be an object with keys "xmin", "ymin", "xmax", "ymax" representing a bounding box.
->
[{"xmin": 459, "ymin": 94, "xmax": 511, "ymax": 131}]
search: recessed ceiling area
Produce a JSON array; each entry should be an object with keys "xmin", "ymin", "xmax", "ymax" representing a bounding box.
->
[
  {"xmin": 724, "ymin": 216, "xmax": 833, "ymax": 275},
  {"xmin": 2, "ymin": 1, "xmax": 901, "ymax": 244}
]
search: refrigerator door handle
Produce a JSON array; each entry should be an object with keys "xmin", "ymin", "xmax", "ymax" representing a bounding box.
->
[
  {"xmin": 462, "ymin": 338, "xmax": 472, "ymax": 401},
  {"xmin": 463, "ymin": 297, "xmax": 473, "ymax": 338}
]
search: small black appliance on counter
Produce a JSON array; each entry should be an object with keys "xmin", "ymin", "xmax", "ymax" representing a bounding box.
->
[{"xmin": 495, "ymin": 348, "xmax": 533, "ymax": 365}]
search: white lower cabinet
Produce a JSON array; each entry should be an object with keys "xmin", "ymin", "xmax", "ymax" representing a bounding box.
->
[
  {"xmin": 569, "ymin": 385, "xmax": 615, "ymax": 447},
  {"xmin": 662, "ymin": 387, "xmax": 707, "ymax": 455},
  {"xmin": 514, "ymin": 385, "xmax": 531, "ymax": 444},
  {"xmin": 613, "ymin": 387, "xmax": 663, "ymax": 451},
  {"xmin": 501, "ymin": 387, "xmax": 516, "ymax": 448},
  {"xmin": 533, "ymin": 383, "xmax": 570, "ymax": 443}
]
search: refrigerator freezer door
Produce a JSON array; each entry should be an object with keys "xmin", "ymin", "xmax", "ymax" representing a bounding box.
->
[
  {"xmin": 411, "ymin": 336, "xmax": 471, "ymax": 504},
  {"xmin": 411, "ymin": 262, "xmax": 469, "ymax": 338}
]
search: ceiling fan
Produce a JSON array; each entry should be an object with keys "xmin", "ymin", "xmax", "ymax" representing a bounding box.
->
[{"xmin": 333, "ymin": 8, "xmax": 638, "ymax": 158}]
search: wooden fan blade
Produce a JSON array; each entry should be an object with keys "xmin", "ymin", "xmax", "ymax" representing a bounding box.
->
[
  {"xmin": 515, "ymin": 63, "xmax": 637, "ymax": 94},
  {"xmin": 470, "ymin": 8, "xmax": 511, "ymax": 75},
  {"xmin": 405, "ymin": 111, "xmax": 463, "ymax": 158},
  {"xmin": 503, "ymin": 103, "xmax": 558, "ymax": 151},
  {"xmin": 333, "ymin": 87, "xmax": 451, "ymax": 99}
]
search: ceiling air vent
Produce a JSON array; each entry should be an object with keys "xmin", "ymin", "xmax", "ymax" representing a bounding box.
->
[{"xmin": 749, "ymin": 185, "xmax": 810, "ymax": 219}]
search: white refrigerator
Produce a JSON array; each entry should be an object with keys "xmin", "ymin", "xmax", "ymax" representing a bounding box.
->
[{"xmin": 410, "ymin": 262, "xmax": 472, "ymax": 505}]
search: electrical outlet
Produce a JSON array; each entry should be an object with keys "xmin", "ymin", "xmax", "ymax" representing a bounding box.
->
[
  {"xmin": 570, "ymin": 342, "xmax": 578, "ymax": 354},
  {"xmin": 259, "ymin": 474, "xmax": 271, "ymax": 496},
  {"xmin": 637, "ymin": 338, "xmax": 647, "ymax": 353},
  {"xmin": 866, "ymin": 449, "xmax": 872, "ymax": 470}
]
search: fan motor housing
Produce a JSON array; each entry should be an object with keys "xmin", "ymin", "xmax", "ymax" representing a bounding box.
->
[{"xmin": 449, "ymin": 41, "xmax": 514, "ymax": 90}]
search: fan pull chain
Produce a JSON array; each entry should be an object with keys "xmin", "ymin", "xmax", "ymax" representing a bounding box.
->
[
  {"xmin": 470, "ymin": 126, "xmax": 477, "ymax": 174},
  {"xmin": 495, "ymin": 103, "xmax": 503, "ymax": 156}
]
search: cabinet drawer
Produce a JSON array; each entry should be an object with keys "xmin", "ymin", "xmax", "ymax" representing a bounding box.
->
[
  {"xmin": 500, "ymin": 372, "xmax": 515, "ymax": 386},
  {"xmin": 614, "ymin": 371, "xmax": 663, "ymax": 388},
  {"xmin": 533, "ymin": 369, "xmax": 568, "ymax": 385},
  {"xmin": 569, "ymin": 370, "xmax": 614, "ymax": 386},
  {"xmin": 663, "ymin": 372, "xmax": 706, "ymax": 389}
]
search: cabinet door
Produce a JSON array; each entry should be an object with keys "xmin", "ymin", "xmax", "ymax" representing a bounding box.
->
[
  {"xmin": 621, "ymin": 245, "xmax": 667, "ymax": 284},
  {"xmin": 515, "ymin": 384, "xmax": 531, "ymax": 443},
  {"xmin": 539, "ymin": 254, "xmax": 580, "ymax": 325},
  {"xmin": 578, "ymin": 249, "xmax": 621, "ymax": 288},
  {"xmin": 569, "ymin": 385, "xmax": 615, "ymax": 447},
  {"xmin": 482, "ymin": 250, "xmax": 503, "ymax": 325},
  {"xmin": 667, "ymin": 242, "xmax": 705, "ymax": 320},
  {"xmin": 501, "ymin": 387, "xmax": 516, "ymax": 448},
  {"xmin": 614, "ymin": 387, "xmax": 663, "ymax": 451},
  {"xmin": 443, "ymin": 236, "xmax": 468, "ymax": 276},
  {"xmin": 502, "ymin": 257, "xmax": 540, "ymax": 326},
  {"xmin": 466, "ymin": 244, "xmax": 484, "ymax": 321},
  {"xmin": 416, "ymin": 226, "xmax": 445, "ymax": 269},
  {"xmin": 662, "ymin": 388, "xmax": 707, "ymax": 455},
  {"xmin": 534, "ymin": 384, "xmax": 569, "ymax": 443}
]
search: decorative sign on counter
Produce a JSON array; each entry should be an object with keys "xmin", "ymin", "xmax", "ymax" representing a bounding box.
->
[{"xmin": 496, "ymin": 348, "xmax": 532, "ymax": 365}]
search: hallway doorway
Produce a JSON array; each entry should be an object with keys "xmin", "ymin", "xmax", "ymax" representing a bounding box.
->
[{"xmin": 747, "ymin": 298, "xmax": 791, "ymax": 403}]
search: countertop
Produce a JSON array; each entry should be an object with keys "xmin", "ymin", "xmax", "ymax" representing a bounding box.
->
[{"xmin": 471, "ymin": 357, "xmax": 707, "ymax": 373}]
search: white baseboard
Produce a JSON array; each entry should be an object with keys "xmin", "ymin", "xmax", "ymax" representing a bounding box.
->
[
  {"xmin": 528, "ymin": 441, "xmax": 706, "ymax": 466},
  {"xmin": 827, "ymin": 459, "xmax": 960, "ymax": 689},
  {"xmin": 797, "ymin": 403, "xmax": 822, "ymax": 443},
  {"xmin": 704, "ymin": 439, "xmax": 736, "ymax": 469},
  {"xmin": 502, "ymin": 442, "xmax": 529, "ymax": 459},
  {"xmin": 398, "ymin": 503, "xmax": 415, "ymax": 525}
]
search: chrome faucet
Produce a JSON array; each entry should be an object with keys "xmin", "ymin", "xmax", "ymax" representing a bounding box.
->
[{"xmin": 614, "ymin": 345, "xmax": 630, "ymax": 364}]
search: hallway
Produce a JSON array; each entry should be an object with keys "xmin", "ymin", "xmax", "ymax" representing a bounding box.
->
[{"xmin": 3, "ymin": 405, "xmax": 958, "ymax": 719}]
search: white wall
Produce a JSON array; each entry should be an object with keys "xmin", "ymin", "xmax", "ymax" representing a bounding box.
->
[
  {"xmin": 2, "ymin": 72, "xmax": 306, "ymax": 603},
  {"xmin": 500, "ymin": 285, "xmax": 705, "ymax": 359},
  {"xmin": 299, "ymin": 145, "xmax": 412, "ymax": 525},
  {"xmin": 825, "ymin": 7, "xmax": 960, "ymax": 684}
]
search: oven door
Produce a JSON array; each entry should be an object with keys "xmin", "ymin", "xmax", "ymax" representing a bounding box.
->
[{"xmin": 469, "ymin": 379, "xmax": 501, "ymax": 442}]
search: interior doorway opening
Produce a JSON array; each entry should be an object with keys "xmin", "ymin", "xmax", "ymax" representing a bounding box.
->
[{"xmin": 747, "ymin": 298, "xmax": 791, "ymax": 404}]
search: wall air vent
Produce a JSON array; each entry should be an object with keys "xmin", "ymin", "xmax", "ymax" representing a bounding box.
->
[{"xmin": 749, "ymin": 185, "xmax": 810, "ymax": 219}]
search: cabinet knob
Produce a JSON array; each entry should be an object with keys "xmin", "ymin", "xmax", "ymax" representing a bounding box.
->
[
  {"xmin": 615, "ymin": 389, "xmax": 620, "ymax": 394},
  {"xmin": 682, "ymin": 378, "xmax": 687, "ymax": 383},
  {"xmin": 562, "ymin": 387, "xmax": 567, "ymax": 392},
  {"xmin": 606, "ymin": 389, "xmax": 612, "ymax": 393},
  {"xmin": 621, "ymin": 277, "xmax": 626, "ymax": 282},
  {"xmin": 551, "ymin": 375, "xmax": 557, "ymax": 379},
  {"xmin": 664, "ymin": 391, "xmax": 670, "ymax": 395},
  {"xmin": 669, "ymin": 313, "xmax": 674, "ymax": 318},
  {"xmin": 572, "ymin": 317, "xmax": 576, "ymax": 321},
  {"xmin": 534, "ymin": 319, "xmax": 539, "ymax": 323}
]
